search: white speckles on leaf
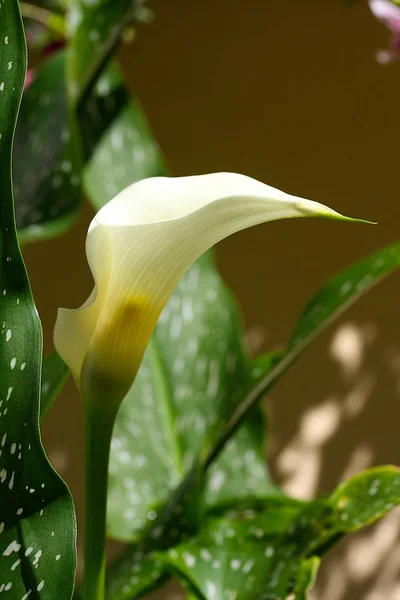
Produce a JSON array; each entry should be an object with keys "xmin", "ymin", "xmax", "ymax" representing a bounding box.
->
[
  {"xmin": 200, "ymin": 548, "xmax": 212, "ymax": 562},
  {"xmin": 3, "ymin": 540, "xmax": 21, "ymax": 556},
  {"xmin": 183, "ymin": 552, "xmax": 196, "ymax": 568},
  {"xmin": 209, "ymin": 470, "xmax": 226, "ymax": 493},
  {"xmin": 230, "ymin": 559, "xmax": 241, "ymax": 571},
  {"xmin": 265, "ymin": 546, "xmax": 274, "ymax": 558},
  {"xmin": 206, "ymin": 580, "xmax": 217, "ymax": 599}
]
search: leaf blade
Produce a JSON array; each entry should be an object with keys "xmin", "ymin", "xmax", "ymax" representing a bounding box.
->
[
  {"xmin": 0, "ymin": 4, "xmax": 76, "ymax": 597},
  {"xmin": 206, "ymin": 241, "xmax": 400, "ymax": 468}
]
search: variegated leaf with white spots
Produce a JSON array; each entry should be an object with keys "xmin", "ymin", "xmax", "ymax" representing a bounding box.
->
[
  {"xmin": 159, "ymin": 467, "xmax": 400, "ymax": 600},
  {"xmin": 67, "ymin": 0, "xmax": 149, "ymax": 102},
  {"xmin": 14, "ymin": 50, "xmax": 82, "ymax": 244},
  {"xmin": 107, "ymin": 252, "xmax": 277, "ymax": 543},
  {"xmin": 84, "ymin": 95, "xmax": 166, "ymax": 210},
  {"xmin": 0, "ymin": 2, "xmax": 76, "ymax": 597},
  {"xmin": 13, "ymin": 50, "xmax": 131, "ymax": 244}
]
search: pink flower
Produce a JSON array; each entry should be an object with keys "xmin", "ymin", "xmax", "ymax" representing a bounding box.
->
[{"xmin": 369, "ymin": 0, "xmax": 400, "ymax": 63}]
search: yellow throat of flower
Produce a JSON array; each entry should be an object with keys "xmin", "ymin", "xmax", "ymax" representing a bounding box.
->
[{"xmin": 80, "ymin": 294, "xmax": 159, "ymax": 406}]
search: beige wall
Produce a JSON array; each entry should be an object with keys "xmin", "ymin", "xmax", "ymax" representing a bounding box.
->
[{"xmin": 24, "ymin": 1, "xmax": 400, "ymax": 599}]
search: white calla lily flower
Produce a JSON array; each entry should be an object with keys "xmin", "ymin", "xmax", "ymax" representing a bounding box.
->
[{"xmin": 54, "ymin": 172, "xmax": 361, "ymax": 404}]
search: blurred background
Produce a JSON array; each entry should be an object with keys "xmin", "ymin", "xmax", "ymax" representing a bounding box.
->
[{"xmin": 23, "ymin": 1, "xmax": 400, "ymax": 598}]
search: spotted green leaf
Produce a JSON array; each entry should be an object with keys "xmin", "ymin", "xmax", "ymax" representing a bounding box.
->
[
  {"xmin": 14, "ymin": 50, "xmax": 132, "ymax": 243},
  {"xmin": 76, "ymin": 61, "xmax": 130, "ymax": 161},
  {"xmin": 67, "ymin": 0, "xmax": 145, "ymax": 104},
  {"xmin": 107, "ymin": 252, "xmax": 277, "ymax": 543},
  {"xmin": 159, "ymin": 467, "xmax": 400, "ymax": 600},
  {"xmin": 206, "ymin": 241, "xmax": 400, "ymax": 468},
  {"xmin": 84, "ymin": 95, "xmax": 166, "ymax": 209},
  {"xmin": 14, "ymin": 50, "xmax": 82, "ymax": 244},
  {"xmin": 103, "ymin": 257, "xmax": 279, "ymax": 597},
  {"xmin": 106, "ymin": 551, "xmax": 167, "ymax": 600},
  {"xmin": 0, "ymin": 2, "xmax": 76, "ymax": 597},
  {"xmin": 101, "ymin": 231, "xmax": 279, "ymax": 598}
]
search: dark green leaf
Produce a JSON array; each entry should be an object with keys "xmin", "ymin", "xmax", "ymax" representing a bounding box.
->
[
  {"xmin": 206, "ymin": 241, "xmax": 400, "ymax": 468},
  {"xmin": 159, "ymin": 504, "xmax": 313, "ymax": 600},
  {"xmin": 0, "ymin": 2, "xmax": 76, "ymax": 597},
  {"xmin": 14, "ymin": 53, "xmax": 131, "ymax": 243},
  {"xmin": 107, "ymin": 252, "xmax": 277, "ymax": 543},
  {"xmin": 77, "ymin": 61, "xmax": 130, "ymax": 161},
  {"xmin": 84, "ymin": 96, "xmax": 166, "ymax": 210},
  {"xmin": 159, "ymin": 467, "xmax": 400, "ymax": 600},
  {"xmin": 14, "ymin": 50, "xmax": 82, "ymax": 243},
  {"xmin": 67, "ymin": 0, "xmax": 145, "ymax": 105},
  {"xmin": 104, "ymin": 250, "xmax": 279, "ymax": 597},
  {"xmin": 106, "ymin": 552, "xmax": 167, "ymax": 600}
]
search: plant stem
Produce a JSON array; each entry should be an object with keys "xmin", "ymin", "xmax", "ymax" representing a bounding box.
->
[
  {"xmin": 83, "ymin": 401, "xmax": 115, "ymax": 600},
  {"xmin": 19, "ymin": 2, "xmax": 66, "ymax": 36}
]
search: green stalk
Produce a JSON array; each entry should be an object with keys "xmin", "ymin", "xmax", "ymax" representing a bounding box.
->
[{"xmin": 83, "ymin": 400, "xmax": 115, "ymax": 600}]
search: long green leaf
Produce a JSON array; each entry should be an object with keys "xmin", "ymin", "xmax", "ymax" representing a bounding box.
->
[
  {"xmin": 15, "ymin": 5, "xmax": 140, "ymax": 244},
  {"xmin": 107, "ymin": 252, "xmax": 278, "ymax": 543},
  {"xmin": 84, "ymin": 96, "xmax": 166, "ymax": 209},
  {"xmin": 67, "ymin": 0, "xmax": 145, "ymax": 105},
  {"xmin": 14, "ymin": 50, "xmax": 82, "ymax": 243},
  {"xmin": 159, "ymin": 467, "xmax": 400, "ymax": 600},
  {"xmin": 206, "ymin": 241, "xmax": 400, "ymax": 467},
  {"xmin": 0, "ymin": 2, "xmax": 76, "ymax": 597},
  {"xmin": 14, "ymin": 51, "xmax": 131, "ymax": 243}
]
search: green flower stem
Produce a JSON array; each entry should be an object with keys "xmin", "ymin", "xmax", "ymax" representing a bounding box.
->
[{"xmin": 83, "ymin": 400, "xmax": 116, "ymax": 600}]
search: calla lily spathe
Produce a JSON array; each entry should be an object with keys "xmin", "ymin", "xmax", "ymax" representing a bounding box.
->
[{"xmin": 54, "ymin": 172, "xmax": 357, "ymax": 403}]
